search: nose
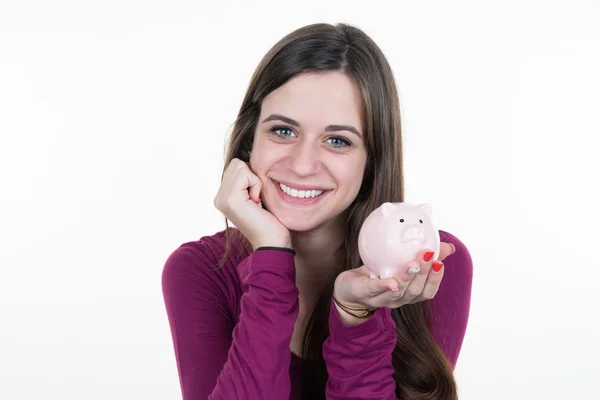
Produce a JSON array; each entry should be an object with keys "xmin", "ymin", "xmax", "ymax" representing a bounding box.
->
[
  {"xmin": 288, "ymin": 140, "xmax": 322, "ymax": 177},
  {"xmin": 402, "ymin": 225, "xmax": 425, "ymax": 243}
]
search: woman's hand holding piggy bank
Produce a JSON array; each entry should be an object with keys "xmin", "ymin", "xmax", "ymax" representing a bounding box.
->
[{"xmin": 333, "ymin": 202, "xmax": 456, "ymax": 323}]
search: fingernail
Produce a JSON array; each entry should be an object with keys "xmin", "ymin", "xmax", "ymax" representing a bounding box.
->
[
  {"xmin": 388, "ymin": 285, "xmax": 399, "ymax": 292},
  {"xmin": 408, "ymin": 267, "xmax": 420, "ymax": 275},
  {"xmin": 450, "ymin": 243, "xmax": 456, "ymax": 254},
  {"xmin": 432, "ymin": 261, "xmax": 444, "ymax": 272},
  {"xmin": 423, "ymin": 251, "xmax": 434, "ymax": 262}
]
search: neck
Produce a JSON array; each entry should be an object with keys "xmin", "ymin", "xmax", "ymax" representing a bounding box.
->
[{"xmin": 290, "ymin": 216, "xmax": 345, "ymax": 297}]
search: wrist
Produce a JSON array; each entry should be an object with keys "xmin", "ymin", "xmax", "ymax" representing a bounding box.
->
[
  {"xmin": 333, "ymin": 299, "xmax": 374, "ymax": 326},
  {"xmin": 332, "ymin": 284, "xmax": 366, "ymax": 310},
  {"xmin": 332, "ymin": 295, "xmax": 378, "ymax": 326},
  {"xmin": 255, "ymin": 246, "xmax": 296, "ymax": 255},
  {"xmin": 252, "ymin": 235, "xmax": 292, "ymax": 251}
]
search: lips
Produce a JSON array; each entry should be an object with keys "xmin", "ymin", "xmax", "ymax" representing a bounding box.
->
[
  {"xmin": 278, "ymin": 182, "xmax": 324, "ymax": 199},
  {"xmin": 271, "ymin": 179, "xmax": 331, "ymax": 206},
  {"xmin": 273, "ymin": 179, "xmax": 332, "ymax": 192}
]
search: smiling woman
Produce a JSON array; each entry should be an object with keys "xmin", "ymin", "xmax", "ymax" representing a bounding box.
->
[
  {"xmin": 161, "ymin": 22, "xmax": 472, "ymax": 400},
  {"xmin": 249, "ymin": 72, "xmax": 367, "ymax": 232}
]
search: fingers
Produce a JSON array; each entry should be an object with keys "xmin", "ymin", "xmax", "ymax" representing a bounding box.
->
[
  {"xmin": 342, "ymin": 267, "xmax": 401, "ymax": 304},
  {"xmin": 409, "ymin": 262, "xmax": 444, "ymax": 303},
  {"xmin": 241, "ymin": 160, "xmax": 262, "ymax": 204},
  {"xmin": 399, "ymin": 248, "xmax": 446, "ymax": 301},
  {"xmin": 215, "ymin": 158, "xmax": 262, "ymax": 211},
  {"xmin": 353, "ymin": 267, "xmax": 393, "ymax": 298},
  {"xmin": 360, "ymin": 261, "xmax": 416, "ymax": 307},
  {"xmin": 246, "ymin": 172, "xmax": 262, "ymax": 203},
  {"xmin": 368, "ymin": 247, "xmax": 447, "ymax": 307},
  {"xmin": 389, "ymin": 249, "xmax": 434, "ymax": 301}
]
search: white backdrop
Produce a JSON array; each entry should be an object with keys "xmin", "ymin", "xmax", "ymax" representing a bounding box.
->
[{"xmin": 1, "ymin": 1, "xmax": 599, "ymax": 399}]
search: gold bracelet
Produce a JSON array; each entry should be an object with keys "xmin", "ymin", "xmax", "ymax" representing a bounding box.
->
[{"xmin": 333, "ymin": 296, "xmax": 378, "ymax": 319}]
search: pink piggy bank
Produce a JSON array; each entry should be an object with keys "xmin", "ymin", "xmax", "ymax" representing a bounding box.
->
[{"xmin": 358, "ymin": 202, "xmax": 440, "ymax": 279}]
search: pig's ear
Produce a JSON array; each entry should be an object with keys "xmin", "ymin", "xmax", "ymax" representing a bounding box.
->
[
  {"xmin": 417, "ymin": 204, "xmax": 432, "ymax": 217},
  {"xmin": 380, "ymin": 202, "xmax": 395, "ymax": 216}
]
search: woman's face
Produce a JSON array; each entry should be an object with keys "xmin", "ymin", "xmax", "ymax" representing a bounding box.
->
[{"xmin": 249, "ymin": 71, "xmax": 368, "ymax": 232}]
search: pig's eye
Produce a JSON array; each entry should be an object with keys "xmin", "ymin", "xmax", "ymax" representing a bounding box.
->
[
  {"xmin": 399, "ymin": 219, "xmax": 404, "ymax": 223},
  {"xmin": 419, "ymin": 219, "xmax": 423, "ymax": 223}
]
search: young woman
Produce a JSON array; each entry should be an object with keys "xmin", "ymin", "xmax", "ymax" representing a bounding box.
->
[{"xmin": 162, "ymin": 22, "xmax": 473, "ymax": 400}]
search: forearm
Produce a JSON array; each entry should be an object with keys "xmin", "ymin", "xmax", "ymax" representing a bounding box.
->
[
  {"xmin": 163, "ymin": 246, "xmax": 299, "ymax": 400},
  {"xmin": 323, "ymin": 299, "xmax": 397, "ymax": 399},
  {"xmin": 209, "ymin": 249, "xmax": 299, "ymax": 399}
]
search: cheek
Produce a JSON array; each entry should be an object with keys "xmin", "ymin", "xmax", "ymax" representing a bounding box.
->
[
  {"xmin": 335, "ymin": 157, "xmax": 366, "ymax": 190},
  {"xmin": 250, "ymin": 140, "xmax": 280, "ymax": 174}
]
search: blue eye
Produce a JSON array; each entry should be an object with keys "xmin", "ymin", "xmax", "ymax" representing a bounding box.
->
[
  {"xmin": 269, "ymin": 126, "xmax": 351, "ymax": 149},
  {"xmin": 270, "ymin": 126, "xmax": 295, "ymax": 137},
  {"xmin": 327, "ymin": 137, "xmax": 351, "ymax": 148}
]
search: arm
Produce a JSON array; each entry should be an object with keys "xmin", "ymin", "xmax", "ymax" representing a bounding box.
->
[
  {"xmin": 321, "ymin": 231, "xmax": 473, "ymax": 398},
  {"xmin": 161, "ymin": 244, "xmax": 299, "ymax": 399},
  {"xmin": 426, "ymin": 231, "xmax": 473, "ymax": 368},
  {"xmin": 322, "ymin": 302, "xmax": 398, "ymax": 399}
]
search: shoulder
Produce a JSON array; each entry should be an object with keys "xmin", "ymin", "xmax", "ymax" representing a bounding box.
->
[
  {"xmin": 426, "ymin": 229, "xmax": 473, "ymax": 366},
  {"xmin": 439, "ymin": 230, "xmax": 472, "ymax": 266},
  {"xmin": 437, "ymin": 229, "xmax": 473, "ymax": 289},
  {"xmin": 161, "ymin": 230, "xmax": 249, "ymax": 336},
  {"xmin": 161, "ymin": 229, "xmax": 248, "ymax": 287}
]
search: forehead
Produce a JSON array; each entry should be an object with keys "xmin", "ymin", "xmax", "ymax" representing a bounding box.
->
[{"xmin": 261, "ymin": 72, "xmax": 363, "ymax": 128}]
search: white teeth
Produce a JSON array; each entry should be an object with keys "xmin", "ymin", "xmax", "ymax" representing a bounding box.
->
[{"xmin": 279, "ymin": 183, "xmax": 324, "ymax": 198}]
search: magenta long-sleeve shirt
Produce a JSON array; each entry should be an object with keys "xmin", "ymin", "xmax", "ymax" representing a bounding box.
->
[{"xmin": 161, "ymin": 229, "xmax": 473, "ymax": 399}]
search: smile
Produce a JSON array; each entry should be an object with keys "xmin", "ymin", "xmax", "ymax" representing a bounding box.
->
[
  {"xmin": 278, "ymin": 182, "xmax": 324, "ymax": 198},
  {"xmin": 272, "ymin": 180, "xmax": 331, "ymax": 205}
]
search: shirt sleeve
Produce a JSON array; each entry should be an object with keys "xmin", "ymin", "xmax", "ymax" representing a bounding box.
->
[
  {"xmin": 426, "ymin": 231, "xmax": 474, "ymax": 368},
  {"xmin": 161, "ymin": 244, "xmax": 299, "ymax": 400},
  {"xmin": 322, "ymin": 301, "xmax": 398, "ymax": 399}
]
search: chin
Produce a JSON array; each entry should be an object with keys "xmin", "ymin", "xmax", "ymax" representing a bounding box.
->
[
  {"xmin": 273, "ymin": 212, "xmax": 323, "ymax": 233},
  {"xmin": 271, "ymin": 206, "xmax": 348, "ymax": 235}
]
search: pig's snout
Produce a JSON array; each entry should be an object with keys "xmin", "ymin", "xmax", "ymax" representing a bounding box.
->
[{"xmin": 402, "ymin": 225, "xmax": 425, "ymax": 243}]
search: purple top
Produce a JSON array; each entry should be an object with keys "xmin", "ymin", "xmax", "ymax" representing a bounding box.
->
[{"xmin": 161, "ymin": 229, "xmax": 472, "ymax": 399}]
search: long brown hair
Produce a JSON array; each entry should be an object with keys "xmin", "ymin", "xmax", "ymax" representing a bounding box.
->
[{"xmin": 219, "ymin": 23, "xmax": 457, "ymax": 399}]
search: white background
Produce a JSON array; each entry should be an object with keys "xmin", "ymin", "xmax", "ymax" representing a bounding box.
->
[{"xmin": 1, "ymin": 1, "xmax": 599, "ymax": 399}]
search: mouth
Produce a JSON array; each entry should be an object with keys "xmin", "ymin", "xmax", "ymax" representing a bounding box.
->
[{"xmin": 271, "ymin": 179, "xmax": 332, "ymax": 206}]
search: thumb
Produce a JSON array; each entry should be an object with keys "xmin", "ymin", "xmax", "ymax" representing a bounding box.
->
[
  {"xmin": 358, "ymin": 273, "xmax": 398, "ymax": 298},
  {"xmin": 370, "ymin": 277, "xmax": 399, "ymax": 295}
]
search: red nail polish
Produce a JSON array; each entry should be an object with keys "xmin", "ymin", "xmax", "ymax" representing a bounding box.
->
[
  {"xmin": 423, "ymin": 251, "xmax": 434, "ymax": 262},
  {"xmin": 432, "ymin": 261, "xmax": 443, "ymax": 272}
]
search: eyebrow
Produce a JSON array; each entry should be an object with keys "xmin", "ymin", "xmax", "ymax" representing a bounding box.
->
[{"xmin": 261, "ymin": 114, "xmax": 362, "ymax": 138}]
